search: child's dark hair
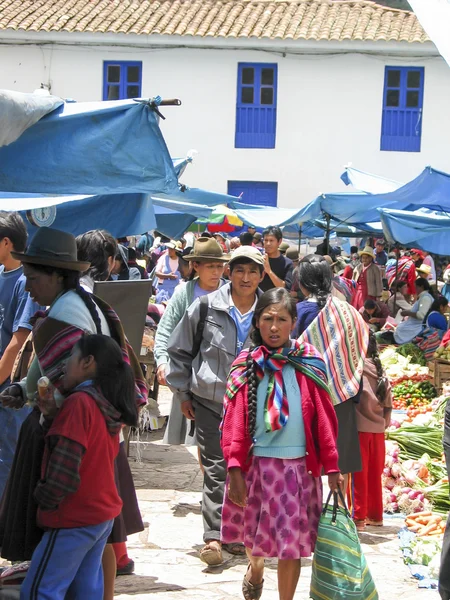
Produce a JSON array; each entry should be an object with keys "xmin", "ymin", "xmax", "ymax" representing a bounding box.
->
[
  {"xmin": 367, "ymin": 331, "xmax": 387, "ymax": 404},
  {"xmin": 76, "ymin": 229, "xmax": 117, "ymax": 282},
  {"xmin": 246, "ymin": 289, "xmax": 297, "ymax": 438},
  {"xmin": 76, "ymin": 334, "xmax": 138, "ymax": 427},
  {"xmin": 0, "ymin": 211, "xmax": 27, "ymax": 252},
  {"xmin": 296, "ymin": 254, "xmax": 332, "ymax": 309}
]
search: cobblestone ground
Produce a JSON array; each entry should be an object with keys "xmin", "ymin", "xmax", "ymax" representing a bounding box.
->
[{"xmin": 115, "ymin": 387, "xmax": 437, "ymax": 600}]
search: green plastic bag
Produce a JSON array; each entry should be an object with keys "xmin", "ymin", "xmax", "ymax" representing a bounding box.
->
[{"xmin": 310, "ymin": 490, "xmax": 379, "ymax": 600}]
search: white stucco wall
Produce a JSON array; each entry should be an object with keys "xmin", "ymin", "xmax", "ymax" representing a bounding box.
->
[{"xmin": 1, "ymin": 39, "xmax": 449, "ymax": 208}]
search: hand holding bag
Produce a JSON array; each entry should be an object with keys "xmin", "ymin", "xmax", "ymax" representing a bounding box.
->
[{"xmin": 310, "ymin": 489, "xmax": 378, "ymax": 600}]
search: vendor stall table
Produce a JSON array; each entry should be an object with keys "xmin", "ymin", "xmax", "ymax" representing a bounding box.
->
[{"xmin": 427, "ymin": 359, "xmax": 450, "ymax": 393}]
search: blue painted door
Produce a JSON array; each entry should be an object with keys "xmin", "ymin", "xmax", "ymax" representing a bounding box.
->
[{"xmin": 227, "ymin": 181, "xmax": 278, "ymax": 207}]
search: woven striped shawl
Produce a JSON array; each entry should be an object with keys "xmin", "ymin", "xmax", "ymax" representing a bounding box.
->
[
  {"xmin": 298, "ymin": 296, "xmax": 369, "ymax": 405},
  {"xmin": 32, "ymin": 295, "xmax": 147, "ymax": 408}
]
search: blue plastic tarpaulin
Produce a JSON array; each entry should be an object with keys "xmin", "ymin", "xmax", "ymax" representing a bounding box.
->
[
  {"xmin": 341, "ymin": 166, "xmax": 403, "ymax": 194},
  {"xmin": 379, "ymin": 208, "xmax": 450, "ymax": 255},
  {"xmin": 0, "ymin": 95, "xmax": 179, "ymax": 196},
  {"xmin": 1, "ymin": 192, "xmax": 212, "ymax": 239},
  {"xmin": 309, "ymin": 167, "xmax": 450, "ymax": 225}
]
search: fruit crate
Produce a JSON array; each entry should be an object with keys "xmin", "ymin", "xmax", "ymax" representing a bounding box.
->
[{"xmin": 428, "ymin": 359, "xmax": 450, "ymax": 392}]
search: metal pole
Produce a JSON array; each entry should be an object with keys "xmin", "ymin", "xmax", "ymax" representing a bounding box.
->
[
  {"xmin": 393, "ymin": 243, "xmax": 400, "ymax": 315},
  {"xmin": 325, "ymin": 213, "xmax": 331, "ymax": 253},
  {"xmin": 298, "ymin": 224, "xmax": 302, "ymax": 254}
]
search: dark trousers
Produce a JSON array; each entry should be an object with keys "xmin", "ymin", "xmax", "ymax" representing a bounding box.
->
[
  {"xmin": 439, "ymin": 400, "xmax": 450, "ymax": 599},
  {"xmin": 192, "ymin": 400, "xmax": 226, "ymax": 543}
]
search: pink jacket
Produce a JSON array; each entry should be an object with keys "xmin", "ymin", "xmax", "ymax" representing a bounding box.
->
[{"xmin": 221, "ymin": 371, "xmax": 339, "ymax": 477}]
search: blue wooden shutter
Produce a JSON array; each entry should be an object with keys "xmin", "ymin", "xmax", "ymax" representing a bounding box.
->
[
  {"xmin": 235, "ymin": 63, "xmax": 277, "ymax": 149},
  {"xmin": 228, "ymin": 181, "xmax": 278, "ymax": 207},
  {"xmin": 381, "ymin": 67, "xmax": 424, "ymax": 152},
  {"xmin": 103, "ymin": 62, "xmax": 142, "ymax": 100}
]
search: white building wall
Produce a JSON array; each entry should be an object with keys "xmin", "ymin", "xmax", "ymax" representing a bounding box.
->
[{"xmin": 1, "ymin": 42, "xmax": 450, "ymax": 208}]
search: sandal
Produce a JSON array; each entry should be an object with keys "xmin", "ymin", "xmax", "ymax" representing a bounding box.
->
[
  {"xmin": 223, "ymin": 542, "xmax": 246, "ymax": 556},
  {"xmin": 366, "ymin": 519, "xmax": 383, "ymax": 527},
  {"xmin": 242, "ymin": 568, "xmax": 264, "ymax": 600},
  {"xmin": 199, "ymin": 541, "xmax": 223, "ymax": 566}
]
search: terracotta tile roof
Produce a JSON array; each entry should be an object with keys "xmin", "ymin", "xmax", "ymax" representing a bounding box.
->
[{"xmin": 0, "ymin": 0, "xmax": 429, "ymax": 43}]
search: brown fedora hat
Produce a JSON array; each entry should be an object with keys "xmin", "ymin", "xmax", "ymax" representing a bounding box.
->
[
  {"xmin": 184, "ymin": 237, "xmax": 230, "ymax": 262},
  {"xmin": 12, "ymin": 227, "xmax": 90, "ymax": 272}
]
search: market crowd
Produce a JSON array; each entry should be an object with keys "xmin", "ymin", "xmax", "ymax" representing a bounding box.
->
[{"xmin": 0, "ymin": 214, "xmax": 449, "ymax": 599}]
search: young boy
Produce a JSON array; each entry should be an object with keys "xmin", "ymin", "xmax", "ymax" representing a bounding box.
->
[
  {"xmin": 0, "ymin": 212, "xmax": 41, "ymax": 496},
  {"xmin": 260, "ymin": 226, "xmax": 293, "ymax": 292}
]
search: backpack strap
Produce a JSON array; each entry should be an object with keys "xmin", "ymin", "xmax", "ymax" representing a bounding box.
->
[{"xmin": 192, "ymin": 295, "xmax": 209, "ymax": 358}]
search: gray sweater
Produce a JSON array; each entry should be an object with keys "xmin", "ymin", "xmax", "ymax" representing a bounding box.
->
[{"xmin": 166, "ymin": 283, "xmax": 261, "ymax": 414}]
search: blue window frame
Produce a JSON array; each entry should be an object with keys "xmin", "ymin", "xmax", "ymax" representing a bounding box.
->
[
  {"xmin": 228, "ymin": 181, "xmax": 278, "ymax": 207},
  {"xmin": 381, "ymin": 66, "xmax": 424, "ymax": 152},
  {"xmin": 235, "ymin": 63, "xmax": 278, "ymax": 149},
  {"xmin": 103, "ymin": 61, "xmax": 142, "ymax": 101}
]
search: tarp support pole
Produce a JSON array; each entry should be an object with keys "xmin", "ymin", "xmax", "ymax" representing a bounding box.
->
[
  {"xmin": 325, "ymin": 213, "xmax": 331, "ymax": 250},
  {"xmin": 393, "ymin": 243, "xmax": 400, "ymax": 315},
  {"xmin": 298, "ymin": 225, "xmax": 302, "ymax": 254}
]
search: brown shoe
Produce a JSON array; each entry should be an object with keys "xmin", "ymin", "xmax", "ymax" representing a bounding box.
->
[{"xmin": 199, "ymin": 541, "xmax": 223, "ymax": 565}]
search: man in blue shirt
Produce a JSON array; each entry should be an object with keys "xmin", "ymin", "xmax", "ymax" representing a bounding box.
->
[{"xmin": 0, "ymin": 213, "xmax": 40, "ymax": 497}]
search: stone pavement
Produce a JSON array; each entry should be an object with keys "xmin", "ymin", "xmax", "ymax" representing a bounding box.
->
[{"xmin": 115, "ymin": 388, "xmax": 437, "ymax": 600}]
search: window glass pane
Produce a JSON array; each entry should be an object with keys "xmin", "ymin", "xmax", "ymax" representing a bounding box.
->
[
  {"xmin": 406, "ymin": 90, "xmax": 419, "ymax": 108},
  {"xmin": 407, "ymin": 71, "xmax": 421, "ymax": 88},
  {"xmin": 107, "ymin": 85, "xmax": 120, "ymax": 100},
  {"xmin": 107, "ymin": 65, "xmax": 121, "ymax": 83},
  {"xmin": 241, "ymin": 87, "xmax": 254, "ymax": 104},
  {"xmin": 127, "ymin": 66, "xmax": 140, "ymax": 83},
  {"xmin": 261, "ymin": 68, "xmax": 274, "ymax": 86},
  {"xmin": 261, "ymin": 88, "xmax": 274, "ymax": 105},
  {"xmin": 127, "ymin": 85, "xmax": 140, "ymax": 98},
  {"xmin": 386, "ymin": 89, "xmax": 400, "ymax": 107},
  {"xmin": 242, "ymin": 68, "xmax": 254, "ymax": 85},
  {"xmin": 387, "ymin": 70, "xmax": 400, "ymax": 88}
]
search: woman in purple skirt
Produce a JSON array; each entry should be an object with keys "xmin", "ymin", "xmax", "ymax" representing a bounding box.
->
[{"xmin": 220, "ymin": 288, "xmax": 342, "ymax": 600}]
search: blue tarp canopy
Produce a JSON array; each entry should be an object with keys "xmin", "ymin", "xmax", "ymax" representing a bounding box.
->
[
  {"xmin": 0, "ymin": 192, "xmax": 212, "ymax": 239},
  {"xmin": 0, "ymin": 94, "xmax": 179, "ymax": 196},
  {"xmin": 310, "ymin": 167, "xmax": 450, "ymax": 226},
  {"xmin": 379, "ymin": 208, "xmax": 450, "ymax": 255},
  {"xmin": 341, "ymin": 166, "xmax": 403, "ymax": 194}
]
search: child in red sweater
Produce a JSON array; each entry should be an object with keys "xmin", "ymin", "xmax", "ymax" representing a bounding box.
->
[
  {"xmin": 220, "ymin": 288, "xmax": 342, "ymax": 600},
  {"xmin": 350, "ymin": 331, "xmax": 392, "ymax": 530},
  {"xmin": 21, "ymin": 335, "xmax": 139, "ymax": 600}
]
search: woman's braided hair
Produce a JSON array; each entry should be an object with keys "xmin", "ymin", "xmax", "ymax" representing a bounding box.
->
[
  {"xmin": 296, "ymin": 254, "xmax": 332, "ymax": 309},
  {"xmin": 245, "ymin": 288, "xmax": 297, "ymax": 439},
  {"xmin": 367, "ymin": 330, "xmax": 387, "ymax": 404}
]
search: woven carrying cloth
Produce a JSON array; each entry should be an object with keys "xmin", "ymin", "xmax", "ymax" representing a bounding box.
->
[{"xmin": 298, "ymin": 296, "xmax": 369, "ymax": 406}]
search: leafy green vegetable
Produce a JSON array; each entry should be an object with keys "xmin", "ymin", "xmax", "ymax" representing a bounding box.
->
[{"xmin": 396, "ymin": 343, "xmax": 427, "ymax": 366}]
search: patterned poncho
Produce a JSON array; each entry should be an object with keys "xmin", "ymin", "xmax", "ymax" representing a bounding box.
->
[{"xmin": 298, "ymin": 295, "xmax": 369, "ymax": 405}]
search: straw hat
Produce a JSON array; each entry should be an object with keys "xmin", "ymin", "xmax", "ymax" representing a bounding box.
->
[
  {"xmin": 12, "ymin": 227, "xmax": 90, "ymax": 272},
  {"xmin": 417, "ymin": 264, "xmax": 432, "ymax": 276},
  {"xmin": 359, "ymin": 246, "xmax": 375, "ymax": 259},
  {"xmin": 184, "ymin": 237, "xmax": 230, "ymax": 262}
]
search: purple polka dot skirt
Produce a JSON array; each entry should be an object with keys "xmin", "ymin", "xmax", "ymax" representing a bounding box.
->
[{"xmin": 221, "ymin": 456, "xmax": 322, "ymax": 560}]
